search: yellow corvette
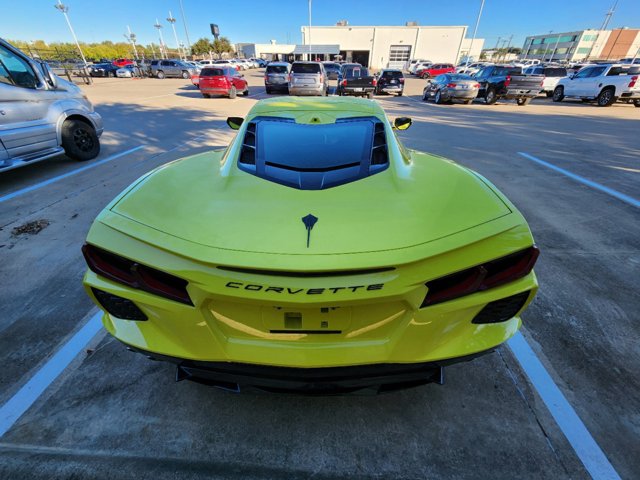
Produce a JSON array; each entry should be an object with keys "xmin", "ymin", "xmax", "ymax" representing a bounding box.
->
[{"xmin": 82, "ymin": 97, "xmax": 538, "ymax": 393}]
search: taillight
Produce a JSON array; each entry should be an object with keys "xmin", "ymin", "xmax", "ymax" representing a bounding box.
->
[
  {"xmin": 319, "ymin": 75, "xmax": 324, "ymax": 82},
  {"xmin": 447, "ymin": 83, "xmax": 457, "ymax": 88},
  {"xmin": 629, "ymin": 75, "xmax": 638, "ymax": 88},
  {"xmin": 474, "ymin": 83, "xmax": 480, "ymax": 88},
  {"xmin": 372, "ymin": 78, "xmax": 377, "ymax": 86},
  {"xmin": 421, "ymin": 246, "xmax": 539, "ymax": 307},
  {"xmin": 399, "ymin": 78, "xmax": 405, "ymax": 83},
  {"xmin": 505, "ymin": 75, "xmax": 511, "ymax": 87},
  {"xmin": 342, "ymin": 79, "xmax": 347, "ymax": 86},
  {"xmin": 82, "ymin": 244, "xmax": 193, "ymax": 305},
  {"xmin": 264, "ymin": 75, "xmax": 268, "ymax": 82}
]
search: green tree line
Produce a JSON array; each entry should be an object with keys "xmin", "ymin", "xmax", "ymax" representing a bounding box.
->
[{"xmin": 8, "ymin": 37, "xmax": 233, "ymax": 62}]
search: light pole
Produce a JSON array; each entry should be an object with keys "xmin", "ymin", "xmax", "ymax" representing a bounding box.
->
[
  {"xmin": 53, "ymin": 1, "xmax": 88, "ymax": 67},
  {"xmin": 154, "ymin": 19, "xmax": 166, "ymax": 58},
  {"xmin": 550, "ymin": 34, "xmax": 561, "ymax": 62},
  {"xmin": 308, "ymin": 0, "xmax": 312, "ymax": 61},
  {"xmin": 167, "ymin": 11, "xmax": 183, "ymax": 60},
  {"xmin": 124, "ymin": 25, "xmax": 139, "ymax": 60},
  {"xmin": 465, "ymin": 0, "xmax": 485, "ymax": 68},
  {"xmin": 178, "ymin": 0, "xmax": 192, "ymax": 56}
]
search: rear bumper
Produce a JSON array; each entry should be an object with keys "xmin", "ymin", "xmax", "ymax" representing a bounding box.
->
[
  {"xmin": 124, "ymin": 342, "xmax": 494, "ymax": 394},
  {"xmin": 200, "ymin": 87, "xmax": 232, "ymax": 96},
  {"xmin": 503, "ymin": 88, "xmax": 542, "ymax": 99},
  {"xmin": 619, "ymin": 92, "xmax": 640, "ymax": 100},
  {"xmin": 289, "ymin": 85, "xmax": 324, "ymax": 96}
]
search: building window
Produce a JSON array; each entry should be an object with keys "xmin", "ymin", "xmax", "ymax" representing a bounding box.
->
[
  {"xmin": 555, "ymin": 48, "xmax": 569, "ymax": 54},
  {"xmin": 532, "ymin": 38, "xmax": 543, "ymax": 45},
  {"xmin": 582, "ymin": 35, "xmax": 598, "ymax": 42},
  {"xmin": 388, "ymin": 45, "xmax": 411, "ymax": 62},
  {"xmin": 577, "ymin": 47, "xmax": 591, "ymax": 54}
]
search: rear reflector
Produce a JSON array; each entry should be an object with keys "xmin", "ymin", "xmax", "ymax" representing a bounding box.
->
[
  {"xmin": 82, "ymin": 244, "xmax": 193, "ymax": 305},
  {"xmin": 629, "ymin": 75, "xmax": 638, "ymax": 88},
  {"xmin": 471, "ymin": 291, "xmax": 531, "ymax": 324},
  {"xmin": 92, "ymin": 288, "xmax": 148, "ymax": 321},
  {"xmin": 422, "ymin": 246, "xmax": 539, "ymax": 307}
]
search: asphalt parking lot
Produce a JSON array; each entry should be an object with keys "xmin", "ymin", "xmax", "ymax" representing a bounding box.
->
[{"xmin": 0, "ymin": 70, "xmax": 638, "ymax": 479}]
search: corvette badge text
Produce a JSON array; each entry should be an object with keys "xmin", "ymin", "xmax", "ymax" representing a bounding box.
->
[{"xmin": 225, "ymin": 282, "xmax": 384, "ymax": 294}]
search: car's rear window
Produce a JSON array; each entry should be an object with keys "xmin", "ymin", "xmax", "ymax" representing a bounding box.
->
[
  {"xmin": 343, "ymin": 66, "xmax": 369, "ymax": 78},
  {"xmin": 494, "ymin": 67, "xmax": 522, "ymax": 76},
  {"xmin": 544, "ymin": 68, "xmax": 567, "ymax": 77},
  {"xmin": 238, "ymin": 117, "xmax": 388, "ymax": 190},
  {"xmin": 607, "ymin": 66, "xmax": 640, "ymax": 76},
  {"xmin": 201, "ymin": 68, "xmax": 225, "ymax": 77},
  {"xmin": 381, "ymin": 71, "xmax": 403, "ymax": 78},
  {"xmin": 323, "ymin": 63, "xmax": 339, "ymax": 69},
  {"xmin": 292, "ymin": 63, "xmax": 321, "ymax": 74},
  {"xmin": 267, "ymin": 65, "xmax": 288, "ymax": 74}
]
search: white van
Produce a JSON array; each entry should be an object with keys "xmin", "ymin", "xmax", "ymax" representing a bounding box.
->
[{"xmin": 0, "ymin": 39, "xmax": 103, "ymax": 173}]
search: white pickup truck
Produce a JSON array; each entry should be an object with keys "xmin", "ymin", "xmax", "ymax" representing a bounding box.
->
[{"xmin": 552, "ymin": 64, "xmax": 640, "ymax": 107}]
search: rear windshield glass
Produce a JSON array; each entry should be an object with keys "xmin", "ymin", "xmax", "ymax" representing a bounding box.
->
[
  {"xmin": 544, "ymin": 68, "xmax": 567, "ymax": 76},
  {"xmin": 267, "ymin": 65, "xmax": 288, "ymax": 74},
  {"xmin": 201, "ymin": 68, "xmax": 225, "ymax": 77},
  {"xmin": 292, "ymin": 63, "xmax": 321, "ymax": 74},
  {"xmin": 381, "ymin": 71, "xmax": 403, "ymax": 78},
  {"xmin": 238, "ymin": 117, "xmax": 388, "ymax": 190},
  {"xmin": 343, "ymin": 66, "xmax": 369, "ymax": 78},
  {"xmin": 494, "ymin": 67, "xmax": 522, "ymax": 76},
  {"xmin": 323, "ymin": 63, "xmax": 339, "ymax": 69},
  {"xmin": 607, "ymin": 66, "xmax": 640, "ymax": 76}
]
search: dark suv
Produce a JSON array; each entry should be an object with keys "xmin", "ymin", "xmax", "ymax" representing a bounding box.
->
[
  {"xmin": 375, "ymin": 69, "xmax": 405, "ymax": 96},
  {"xmin": 150, "ymin": 60, "xmax": 196, "ymax": 79}
]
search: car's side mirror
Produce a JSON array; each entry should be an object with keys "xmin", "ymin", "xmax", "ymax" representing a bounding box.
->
[
  {"xmin": 569, "ymin": 73, "xmax": 575, "ymax": 79},
  {"xmin": 227, "ymin": 117, "xmax": 244, "ymax": 130},
  {"xmin": 39, "ymin": 61, "xmax": 58, "ymax": 88},
  {"xmin": 393, "ymin": 117, "xmax": 412, "ymax": 131}
]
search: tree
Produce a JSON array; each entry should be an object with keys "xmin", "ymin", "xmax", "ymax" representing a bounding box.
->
[
  {"xmin": 212, "ymin": 36, "xmax": 234, "ymax": 57},
  {"xmin": 191, "ymin": 37, "xmax": 212, "ymax": 56}
]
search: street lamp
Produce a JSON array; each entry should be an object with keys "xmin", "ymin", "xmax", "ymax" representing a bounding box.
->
[
  {"xmin": 465, "ymin": 0, "xmax": 485, "ymax": 68},
  {"xmin": 154, "ymin": 18, "xmax": 167, "ymax": 58},
  {"xmin": 308, "ymin": 0, "xmax": 312, "ymax": 61},
  {"xmin": 53, "ymin": 0, "xmax": 88, "ymax": 67},
  {"xmin": 167, "ymin": 11, "xmax": 183, "ymax": 60},
  {"xmin": 124, "ymin": 25, "xmax": 139, "ymax": 60}
]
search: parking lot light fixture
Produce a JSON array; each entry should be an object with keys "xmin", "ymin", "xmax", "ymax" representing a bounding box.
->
[
  {"xmin": 178, "ymin": 0, "xmax": 192, "ymax": 56},
  {"xmin": 465, "ymin": 0, "xmax": 485, "ymax": 69},
  {"xmin": 125, "ymin": 25, "xmax": 139, "ymax": 60},
  {"xmin": 154, "ymin": 19, "xmax": 167, "ymax": 58},
  {"xmin": 308, "ymin": 0, "xmax": 312, "ymax": 61},
  {"xmin": 167, "ymin": 11, "xmax": 183, "ymax": 60},
  {"xmin": 53, "ymin": 0, "xmax": 88, "ymax": 68}
]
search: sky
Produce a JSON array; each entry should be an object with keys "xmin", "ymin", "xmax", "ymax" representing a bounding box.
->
[{"xmin": 2, "ymin": 0, "xmax": 639, "ymax": 50}]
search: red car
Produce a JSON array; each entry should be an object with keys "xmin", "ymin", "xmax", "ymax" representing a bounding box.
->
[
  {"xmin": 113, "ymin": 58, "xmax": 134, "ymax": 68},
  {"xmin": 417, "ymin": 63, "xmax": 456, "ymax": 79},
  {"xmin": 199, "ymin": 67, "xmax": 249, "ymax": 99}
]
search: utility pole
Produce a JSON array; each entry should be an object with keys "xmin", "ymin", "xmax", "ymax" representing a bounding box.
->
[
  {"xmin": 167, "ymin": 11, "xmax": 183, "ymax": 60},
  {"xmin": 586, "ymin": 0, "xmax": 618, "ymax": 60},
  {"xmin": 465, "ymin": 0, "xmax": 485, "ymax": 68},
  {"xmin": 178, "ymin": 0, "xmax": 192, "ymax": 56},
  {"xmin": 154, "ymin": 19, "xmax": 166, "ymax": 58},
  {"xmin": 504, "ymin": 34, "xmax": 513, "ymax": 61},
  {"xmin": 53, "ymin": 1, "xmax": 88, "ymax": 67}
]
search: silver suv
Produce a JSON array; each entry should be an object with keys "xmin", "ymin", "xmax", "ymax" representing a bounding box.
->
[
  {"xmin": 288, "ymin": 62, "xmax": 328, "ymax": 96},
  {"xmin": 0, "ymin": 39, "xmax": 103, "ymax": 173},
  {"xmin": 150, "ymin": 60, "xmax": 196, "ymax": 79}
]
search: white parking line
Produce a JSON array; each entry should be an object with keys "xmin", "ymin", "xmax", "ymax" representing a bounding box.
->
[
  {"xmin": 518, "ymin": 152, "xmax": 640, "ymax": 209},
  {"xmin": 508, "ymin": 332, "xmax": 621, "ymax": 480},
  {"xmin": 0, "ymin": 145, "xmax": 144, "ymax": 204},
  {"xmin": 0, "ymin": 311, "xmax": 102, "ymax": 437}
]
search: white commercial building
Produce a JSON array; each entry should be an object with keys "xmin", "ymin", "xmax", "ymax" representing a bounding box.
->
[
  {"xmin": 297, "ymin": 23, "xmax": 482, "ymax": 69},
  {"xmin": 521, "ymin": 30, "xmax": 611, "ymax": 62}
]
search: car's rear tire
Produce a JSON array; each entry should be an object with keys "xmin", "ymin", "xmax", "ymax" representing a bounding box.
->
[
  {"xmin": 516, "ymin": 97, "xmax": 532, "ymax": 106},
  {"xmin": 243, "ymin": 87, "xmax": 249, "ymax": 96},
  {"xmin": 596, "ymin": 88, "xmax": 615, "ymax": 107},
  {"xmin": 552, "ymin": 86, "xmax": 564, "ymax": 102},
  {"xmin": 397, "ymin": 92, "xmax": 403, "ymax": 97},
  {"xmin": 202, "ymin": 93, "xmax": 211, "ymax": 98},
  {"xmin": 181, "ymin": 71, "xmax": 189, "ymax": 79},
  {"xmin": 367, "ymin": 91, "xmax": 373, "ymax": 99},
  {"xmin": 545, "ymin": 91, "xmax": 553, "ymax": 97},
  {"xmin": 422, "ymin": 73, "xmax": 430, "ymax": 79},
  {"xmin": 229, "ymin": 86, "xmax": 237, "ymax": 99},
  {"xmin": 265, "ymin": 87, "xmax": 272, "ymax": 94},
  {"xmin": 485, "ymin": 88, "xmax": 497, "ymax": 105},
  {"xmin": 634, "ymin": 100, "xmax": 640, "ymax": 107},
  {"xmin": 61, "ymin": 119, "xmax": 100, "ymax": 161},
  {"xmin": 463, "ymin": 99, "xmax": 472, "ymax": 105},
  {"xmin": 156, "ymin": 70, "xmax": 165, "ymax": 79},
  {"xmin": 434, "ymin": 90, "xmax": 443, "ymax": 104}
]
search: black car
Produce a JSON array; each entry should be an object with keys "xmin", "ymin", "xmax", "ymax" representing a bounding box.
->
[
  {"xmin": 474, "ymin": 65, "xmax": 543, "ymax": 105},
  {"xmin": 322, "ymin": 62, "xmax": 341, "ymax": 80},
  {"xmin": 375, "ymin": 69, "xmax": 404, "ymax": 96},
  {"xmin": 88, "ymin": 63, "xmax": 119, "ymax": 77}
]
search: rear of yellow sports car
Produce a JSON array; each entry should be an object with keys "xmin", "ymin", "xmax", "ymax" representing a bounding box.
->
[{"xmin": 82, "ymin": 97, "xmax": 538, "ymax": 393}]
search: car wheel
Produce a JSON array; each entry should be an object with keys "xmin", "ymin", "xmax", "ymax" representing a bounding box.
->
[
  {"xmin": 229, "ymin": 86, "xmax": 237, "ymax": 99},
  {"xmin": 397, "ymin": 92, "xmax": 403, "ymax": 97},
  {"xmin": 634, "ymin": 100, "xmax": 640, "ymax": 107},
  {"xmin": 545, "ymin": 91, "xmax": 553, "ymax": 97},
  {"xmin": 202, "ymin": 93, "xmax": 211, "ymax": 98},
  {"xmin": 61, "ymin": 119, "xmax": 100, "ymax": 161},
  {"xmin": 596, "ymin": 88, "xmax": 615, "ymax": 107},
  {"xmin": 156, "ymin": 70, "xmax": 165, "ymax": 79},
  {"xmin": 367, "ymin": 91, "xmax": 374, "ymax": 99},
  {"xmin": 463, "ymin": 99, "xmax": 472, "ymax": 105},
  {"xmin": 243, "ymin": 86, "xmax": 249, "ymax": 96},
  {"xmin": 516, "ymin": 97, "xmax": 532, "ymax": 106},
  {"xmin": 434, "ymin": 90, "xmax": 443, "ymax": 104},
  {"xmin": 422, "ymin": 73, "xmax": 430, "ymax": 79},
  {"xmin": 485, "ymin": 88, "xmax": 497, "ymax": 105},
  {"xmin": 181, "ymin": 71, "xmax": 189, "ymax": 79},
  {"xmin": 422, "ymin": 90, "xmax": 428, "ymax": 101},
  {"xmin": 266, "ymin": 87, "xmax": 272, "ymax": 94},
  {"xmin": 552, "ymin": 86, "xmax": 564, "ymax": 102}
]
